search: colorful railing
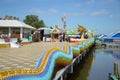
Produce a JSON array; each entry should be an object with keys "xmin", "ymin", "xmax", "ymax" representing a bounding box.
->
[{"xmin": 0, "ymin": 38, "xmax": 95, "ymax": 80}]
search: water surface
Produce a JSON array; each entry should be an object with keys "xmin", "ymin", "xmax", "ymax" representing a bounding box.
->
[{"xmin": 66, "ymin": 47, "xmax": 120, "ymax": 80}]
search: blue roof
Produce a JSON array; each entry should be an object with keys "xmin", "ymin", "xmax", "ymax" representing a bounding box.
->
[
  {"xmin": 98, "ymin": 35, "xmax": 107, "ymax": 40},
  {"xmin": 102, "ymin": 31, "xmax": 120, "ymax": 40}
]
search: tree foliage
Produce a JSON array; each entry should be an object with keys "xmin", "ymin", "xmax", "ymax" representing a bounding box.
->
[
  {"xmin": 50, "ymin": 26, "xmax": 53, "ymax": 29},
  {"xmin": 23, "ymin": 15, "xmax": 45, "ymax": 29},
  {"xmin": 0, "ymin": 15, "xmax": 19, "ymax": 20}
]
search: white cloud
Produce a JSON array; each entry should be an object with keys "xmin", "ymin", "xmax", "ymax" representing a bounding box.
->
[
  {"xmin": 106, "ymin": 0, "xmax": 113, "ymax": 2},
  {"xmin": 87, "ymin": 0, "xmax": 95, "ymax": 4},
  {"xmin": 109, "ymin": 14, "xmax": 120, "ymax": 19},
  {"xmin": 109, "ymin": 14, "xmax": 113, "ymax": 18},
  {"xmin": 91, "ymin": 9, "xmax": 109, "ymax": 16},
  {"xmin": 73, "ymin": 13, "xmax": 85, "ymax": 17},
  {"xmin": 48, "ymin": 8, "xmax": 58, "ymax": 13},
  {"xmin": 29, "ymin": 8, "xmax": 58, "ymax": 15},
  {"xmin": 75, "ymin": 3, "xmax": 81, "ymax": 8},
  {"xmin": 4, "ymin": 0, "xmax": 16, "ymax": 3},
  {"xmin": 29, "ymin": 8, "xmax": 44, "ymax": 15}
]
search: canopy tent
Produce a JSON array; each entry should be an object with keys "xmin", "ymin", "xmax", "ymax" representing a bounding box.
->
[{"xmin": 38, "ymin": 27, "xmax": 52, "ymax": 34}]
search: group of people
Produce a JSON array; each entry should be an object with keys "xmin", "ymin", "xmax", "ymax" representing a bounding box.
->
[{"xmin": 58, "ymin": 33, "xmax": 70, "ymax": 42}]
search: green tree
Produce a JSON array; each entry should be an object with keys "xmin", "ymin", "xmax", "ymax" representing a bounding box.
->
[
  {"xmin": 24, "ymin": 15, "xmax": 45, "ymax": 29},
  {"xmin": 50, "ymin": 26, "xmax": 53, "ymax": 29},
  {"xmin": 3, "ymin": 15, "xmax": 19, "ymax": 20},
  {"xmin": 38, "ymin": 20, "xmax": 45, "ymax": 28}
]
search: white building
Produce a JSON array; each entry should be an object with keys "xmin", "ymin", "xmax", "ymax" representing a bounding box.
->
[{"xmin": 0, "ymin": 20, "xmax": 35, "ymax": 43}]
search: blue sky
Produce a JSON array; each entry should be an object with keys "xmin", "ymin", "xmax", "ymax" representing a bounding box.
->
[{"xmin": 0, "ymin": 0, "xmax": 120, "ymax": 34}]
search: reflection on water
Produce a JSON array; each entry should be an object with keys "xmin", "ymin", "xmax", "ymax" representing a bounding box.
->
[
  {"xmin": 103, "ymin": 48, "xmax": 120, "ymax": 61},
  {"xmin": 66, "ymin": 47, "xmax": 120, "ymax": 80},
  {"xmin": 66, "ymin": 48, "xmax": 95, "ymax": 80}
]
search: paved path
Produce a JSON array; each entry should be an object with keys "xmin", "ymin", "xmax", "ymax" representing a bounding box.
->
[{"xmin": 0, "ymin": 42, "xmax": 71, "ymax": 72}]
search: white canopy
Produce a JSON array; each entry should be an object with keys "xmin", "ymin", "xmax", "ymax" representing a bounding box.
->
[
  {"xmin": 0, "ymin": 20, "xmax": 36, "ymax": 29},
  {"xmin": 38, "ymin": 27, "xmax": 52, "ymax": 34}
]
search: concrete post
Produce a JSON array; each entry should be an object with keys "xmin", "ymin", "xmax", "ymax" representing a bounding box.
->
[
  {"xmin": 8, "ymin": 27, "xmax": 11, "ymax": 37},
  {"xmin": 78, "ymin": 56, "xmax": 80, "ymax": 63},
  {"xmin": 114, "ymin": 62, "xmax": 118, "ymax": 77},
  {"xmin": 70, "ymin": 64, "xmax": 73, "ymax": 73},
  {"xmin": 61, "ymin": 75, "xmax": 63, "ymax": 80},
  {"xmin": 20, "ymin": 27, "xmax": 23, "ymax": 39}
]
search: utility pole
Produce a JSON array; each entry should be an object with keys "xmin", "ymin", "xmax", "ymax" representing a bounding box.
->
[
  {"xmin": 61, "ymin": 14, "xmax": 66, "ymax": 41},
  {"xmin": 61, "ymin": 14, "xmax": 66, "ymax": 29}
]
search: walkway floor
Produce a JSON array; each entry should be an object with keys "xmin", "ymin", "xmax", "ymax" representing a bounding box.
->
[{"xmin": 0, "ymin": 42, "xmax": 72, "ymax": 72}]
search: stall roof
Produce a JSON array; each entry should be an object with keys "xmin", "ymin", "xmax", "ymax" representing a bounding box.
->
[
  {"xmin": 66, "ymin": 29, "xmax": 79, "ymax": 35},
  {"xmin": 0, "ymin": 20, "xmax": 36, "ymax": 29},
  {"xmin": 38, "ymin": 27, "xmax": 52, "ymax": 30},
  {"xmin": 37, "ymin": 27, "xmax": 52, "ymax": 34}
]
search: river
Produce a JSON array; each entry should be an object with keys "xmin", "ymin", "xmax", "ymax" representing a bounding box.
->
[{"xmin": 66, "ymin": 46, "xmax": 120, "ymax": 80}]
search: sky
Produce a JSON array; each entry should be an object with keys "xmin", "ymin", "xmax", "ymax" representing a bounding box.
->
[{"xmin": 0, "ymin": 0, "xmax": 120, "ymax": 34}]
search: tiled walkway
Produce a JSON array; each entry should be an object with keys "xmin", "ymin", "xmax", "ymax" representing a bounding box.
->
[
  {"xmin": 0, "ymin": 53, "xmax": 37, "ymax": 71},
  {"xmin": 0, "ymin": 42, "xmax": 70, "ymax": 72}
]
